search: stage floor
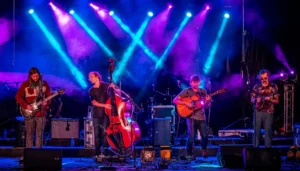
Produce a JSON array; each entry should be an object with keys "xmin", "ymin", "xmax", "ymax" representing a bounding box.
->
[
  {"xmin": 0, "ymin": 156, "xmax": 300, "ymax": 171},
  {"xmin": 0, "ymin": 135, "xmax": 297, "ymax": 170}
]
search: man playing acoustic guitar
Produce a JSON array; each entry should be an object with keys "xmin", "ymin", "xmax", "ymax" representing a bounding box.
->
[
  {"xmin": 173, "ymin": 75, "xmax": 211, "ymax": 159},
  {"xmin": 251, "ymin": 69, "xmax": 279, "ymax": 148},
  {"xmin": 15, "ymin": 67, "xmax": 51, "ymax": 148}
]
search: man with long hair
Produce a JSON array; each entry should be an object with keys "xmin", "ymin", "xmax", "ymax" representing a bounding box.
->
[
  {"xmin": 251, "ymin": 69, "xmax": 279, "ymax": 147},
  {"xmin": 173, "ymin": 74, "xmax": 211, "ymax": 159},
  {"xmin": 88, "ymin": 71, "xmax": 119, "ymax": 162},
  {"xmin": 15, "ymin": 67, "xmax": 51, "ymax": 148}
]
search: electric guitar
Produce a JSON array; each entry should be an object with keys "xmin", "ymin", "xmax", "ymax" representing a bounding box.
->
[
  {"xmin": 176, "ymin": 88, "xmax": 226, "ymax": 118},
  {"xmin": 20, "ymin": 89, "xmax": 65, "ymax": 119}
]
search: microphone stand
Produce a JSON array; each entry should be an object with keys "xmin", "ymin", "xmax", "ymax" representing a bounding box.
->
[{"xmin": 39, "ymin": 75, "xmax": 44, "ymax": 119}]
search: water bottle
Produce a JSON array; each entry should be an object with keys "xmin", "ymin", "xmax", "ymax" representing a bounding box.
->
[
  {"xmin": 3, "ymin": 129, "xmax": 7, "ymax": 140},
  {"xmin": 70, "ymin": 137, "xmax": 75, "ymax": 147}
]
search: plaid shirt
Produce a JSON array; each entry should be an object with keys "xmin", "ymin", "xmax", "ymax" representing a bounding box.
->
[{"xmin": 251, "ymin": 82, "xmax": 279, "ymax": 113}]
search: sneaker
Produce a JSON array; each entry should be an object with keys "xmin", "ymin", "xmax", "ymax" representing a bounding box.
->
[
  {"xmin": 202, "ymin": 150, "xmax": 208, "ymax": 158},
  {"xmin": 185, "ymin": 155, "xmax": 196, "ymax": 160}
]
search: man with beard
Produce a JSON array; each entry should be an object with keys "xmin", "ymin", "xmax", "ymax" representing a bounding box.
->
[
  {"xmin": 15, "ymin": 67, "xmax": 51, "ymax": 148},
  {"xmin": 173, "ymin": 74, "xmax": 211, "ymax": 159},
  {"xmin": 251, "ymin": 69, "xmax": 279, "ymax": 148}
]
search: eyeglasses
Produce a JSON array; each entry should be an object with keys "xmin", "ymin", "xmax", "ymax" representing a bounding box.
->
[{"xmin": 260, "ymin": 77, "xmax": 268, "ymax": 81}]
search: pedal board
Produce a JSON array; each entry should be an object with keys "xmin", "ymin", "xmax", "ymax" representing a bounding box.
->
[{"xmin": 218, "ymin": 129, "xmax": 265, "ymax": 138}]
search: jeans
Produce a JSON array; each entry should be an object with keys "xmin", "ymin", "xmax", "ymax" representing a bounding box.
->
[
  {"xmin": 24, "ymin": 116, "xmax": 46, "ymax": 148},
  {"xmin": 253, "ymin": 111, "xmax": 273, "ymax": 148},
  {"xmin": 186, "ymin": 118, "xmax": 208, "ymax": 155},
  {"xmin": 93, "ymin": 116, "xmax": 109, "ymax": 155}
]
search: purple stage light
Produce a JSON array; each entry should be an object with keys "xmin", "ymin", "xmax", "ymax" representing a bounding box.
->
[
  {"xmin": 90, "ymin": 3, "xmax": 100, "ymax": 11},
  {"xmin": 280, "ymin": 73, "xmax": 284, "ymax": 77},
  {"xmin": 291, "ymin": 70, "xmax": 294, "ymax": 74},
  {"xmin": 98, "ymin": 10, "xmax": 106, "ymax": 17},
  {"xmin": 168, "ymin": 5, "xmax": 173, "ymax": 9},
  {"xmin": 206, "ymin": 5, "xmax": 210, "ymax": 10}
]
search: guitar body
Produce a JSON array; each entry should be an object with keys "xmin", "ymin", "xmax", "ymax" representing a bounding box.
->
[
  {"xmin": 20, "ymin": 100, "xmax": 40, "ymax": 119},
  {"xmin": 176, "ymin": 95, "xmax": 203, "ymax": 118},
  {"xmin": 176, "ymin": 88, "xmax": 226, "ymax": 118}
]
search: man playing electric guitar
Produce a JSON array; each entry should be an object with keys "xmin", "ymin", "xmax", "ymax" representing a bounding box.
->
[
  {"xmin": 251, "ymin": 69, "xmax": 279, "ymax": 148},
  {"xmin": 15, "ymin": 67, "xmax": 51, "ymax": 149},
  {"xmin": 173, "ymin": 75, "xmax": 211, "ymax": 159}
]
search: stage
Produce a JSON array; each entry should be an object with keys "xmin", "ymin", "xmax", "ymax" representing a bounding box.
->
[{"xmin": 0, "ymin": 135, "xmax": 299, "ymax": 170}]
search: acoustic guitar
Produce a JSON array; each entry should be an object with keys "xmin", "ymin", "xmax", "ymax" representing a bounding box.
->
[{"xmin": 176, "ymin": 88, "xmax": 226, "ymax": 118}]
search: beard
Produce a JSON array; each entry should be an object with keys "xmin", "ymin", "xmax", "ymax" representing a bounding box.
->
[{"xmin": 262, "ymin": 81, "xmax": 269, "ymax": 86}]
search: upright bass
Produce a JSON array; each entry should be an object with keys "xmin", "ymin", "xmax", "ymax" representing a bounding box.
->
[{"xmin": 105, "ymin": 58, "xmax": 141, "ymax": 153}]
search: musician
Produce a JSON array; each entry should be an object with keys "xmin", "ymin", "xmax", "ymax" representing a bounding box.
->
[
  {"xmin": 88, "ymin": 71, "xmax": 119, "ymax": 162},
  {"xmin": 173, "ymin": 75, "xmax": 211, "ymax": 159},
  {"xmin": 15, "ymin": 67, "xmax": 51, "ymax": 148},
  {"xmin": 251, "ymin": 69, "xmax": 279, "ymax": 148}
]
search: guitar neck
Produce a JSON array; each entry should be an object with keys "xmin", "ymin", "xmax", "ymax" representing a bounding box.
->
[
  {"xmin": 36, "ymin": 92, "xmax": 58, "ymax": 106},
  {"xmin": 209, "ymin": 91, "xmax": 221, "ymax": 97}
]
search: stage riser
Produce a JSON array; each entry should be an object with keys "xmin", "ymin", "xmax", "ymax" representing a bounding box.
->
[{"xmin": 0, "ymin": 146, "xmax": 290, "ymax": 158}]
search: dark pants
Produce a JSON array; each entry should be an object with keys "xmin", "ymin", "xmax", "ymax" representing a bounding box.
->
[
  {"xmin": 93, "ymin": 116, "xmax": 109, "ymax": 155},
  {"xmin": 253, "ymin": 111, "xmax": 273, "ymax": 148},
  {"xmin": 186, "ymin": 118, "xmax": 208, "ymax": 155},
  {"xmin": 24, "ymin": 116, "xmax": 46, "ymax": 148}
]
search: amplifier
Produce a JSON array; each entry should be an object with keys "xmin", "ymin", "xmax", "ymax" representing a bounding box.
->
[
  {"xmin": 152, "ymin": 105, "xmax": 175, "ymax": 125},
  {"xmin": 51, "ymin": 118, "xmax": 79, "ymax": 139}
]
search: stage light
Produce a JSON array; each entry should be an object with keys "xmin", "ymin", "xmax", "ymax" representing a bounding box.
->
[
  {"xmin": 69, "ymin": 10, "xmax": 74, "ymax": 14},
  {"xmin": 206, "ymin": 5, "xmax": 210, "ymax": 10},
  {"xmin": 224, "ymin": 13, "xmax": 230, "ymax": 18},
  {"xmin": 148, "ymin": 11, "xmax": 153, "ymax": 17},
  {"xmin": 168, "ymin": 5, "xmax": 173, "ymax": 9},
  {"xmin": 29, "ymin": 9, "xmax": 34, "ymax": 14},
  {"xmin": 291, "ymin": 70, "xmax": 294, "ymax": 74},
  {"xmin": 140, "ymin": 146, "xmax": 155, "ymax": 163},
  {"xmin": 109, "ymin": 11, "xmax": 114, "ymax": 16},
  {"xmin": 160, "ymin": 146, "xmax": 171, "ymax": 160},
  {"xmin": 186, "ymin": 12, "xmax": 192, "ymax": 17},
  {"xmin": 280, "ymin": 73, "xmax": 284, "ymax": 77}
]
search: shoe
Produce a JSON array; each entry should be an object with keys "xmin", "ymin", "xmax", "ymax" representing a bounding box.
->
[
  {"xmin": 202, "ymin": 150, "xmax": 208, "ymax": 158},
  {"xmin": 185, "ymin": 155, "xmax": 196, "ymax": 160}
]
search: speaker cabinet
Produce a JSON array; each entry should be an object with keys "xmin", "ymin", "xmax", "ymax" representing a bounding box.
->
[
  {"xmin": 152, "ymin": 118, "xmax": 171, "ymax": 146},
  {"xmin": 243, "ymin": 147, "xmax": 281, "ymax": 170},
  {"xmin": 23, "ymin": 148, "xmax": 62, "ymax": 170},
  {"xmin": 217, "ymin": 144, "xmax": 253, "ymax": 168},
  {"xmin": 51, "ymin": 118, "xmax": 79, "ymax": 139}
]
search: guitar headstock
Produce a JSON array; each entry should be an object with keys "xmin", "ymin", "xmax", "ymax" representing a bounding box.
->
[{"xmin": 57, "ymin": 89, "xmax": 65, "ymax": 95}]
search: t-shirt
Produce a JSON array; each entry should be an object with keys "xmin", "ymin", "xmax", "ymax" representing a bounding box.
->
[
  {"xmin": 178, "ymin": 87, "xmax": 207, "ymax": 120},
  {"xmin": 89, "ymin": 82, "xmax": 109, "ymax": 118}
]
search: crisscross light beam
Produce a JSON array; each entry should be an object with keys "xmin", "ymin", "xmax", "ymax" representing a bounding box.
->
[{"xmin": 30, "ymin": 12, "xmax": 87, "ymax": 89}]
